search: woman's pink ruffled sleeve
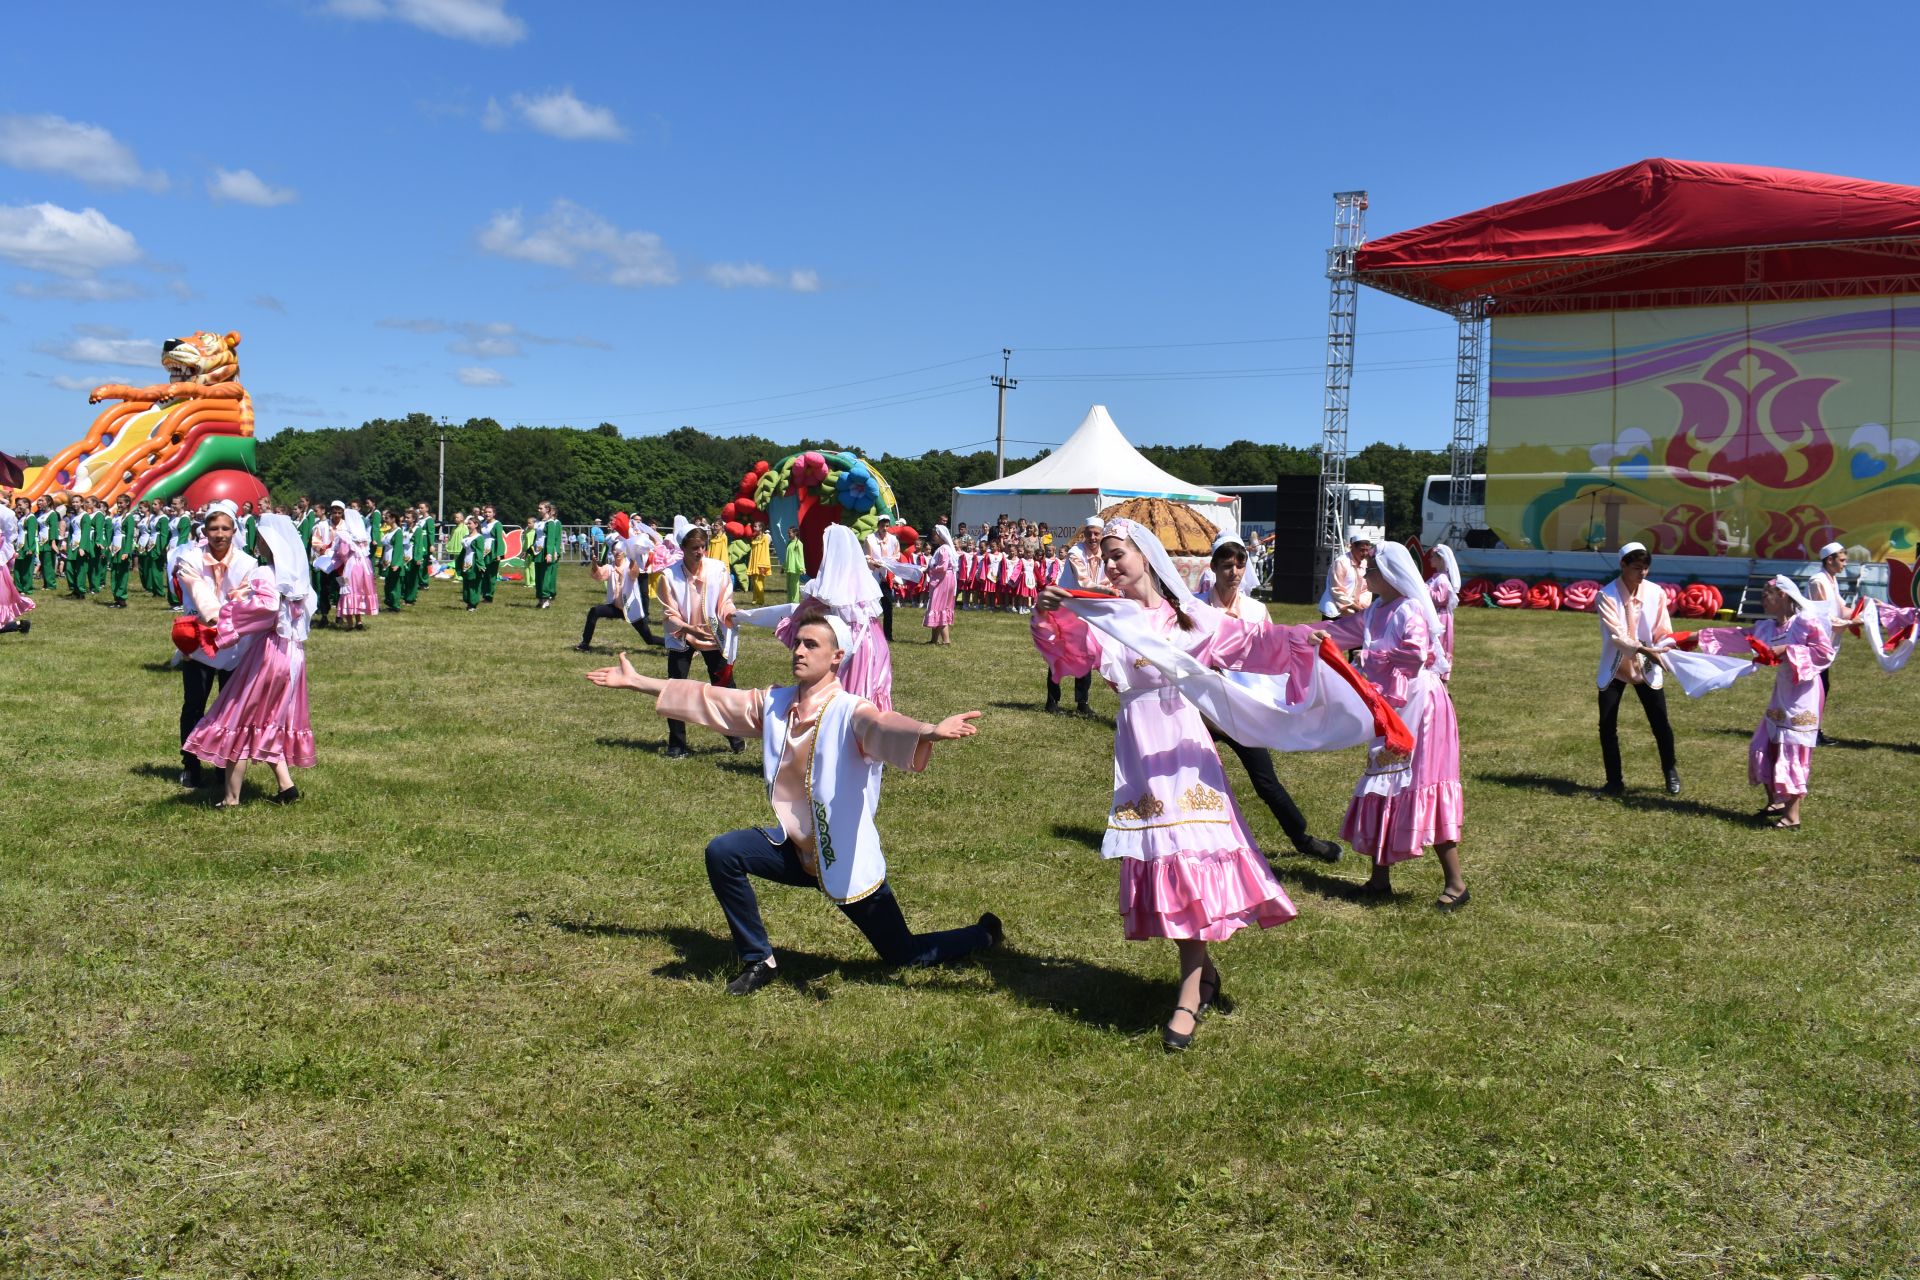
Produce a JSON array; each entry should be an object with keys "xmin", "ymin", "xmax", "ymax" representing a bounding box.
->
[
  {"xmin": 1319, "ymin": 611, "xmax": 1367, "ymax": 652},
  {"xmin": 1690, "ymin": 625, "xmax": 1753, "ymax": 656},
  {"xmin": 1188, "ymin": 614, "xmax": 1319, "ymax": 700},
  {"xmin": 214, "ymin": 575, "xmax": 281, "ymax": 649},
  {"xmin": 1779, "ymin": 618, "xmax": 1837, "ymax": 680},
  {"xmin": 1032, "ymin": 607, "xmax": 1099, "ymax": 682}
]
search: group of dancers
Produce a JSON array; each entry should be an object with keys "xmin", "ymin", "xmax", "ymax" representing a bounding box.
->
[{"xmin": 15, "ymin": 482, "xmax": 1915, "ymax": 1049}]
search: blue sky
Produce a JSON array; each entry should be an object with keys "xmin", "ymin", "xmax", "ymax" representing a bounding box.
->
[{"xmin": 2, "ymin": 1, "xmax": 1913, "ymax": 460}]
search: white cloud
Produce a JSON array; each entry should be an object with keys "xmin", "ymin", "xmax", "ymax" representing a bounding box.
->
[
  {"xmin": 504, "ymin": 89, "xmax": 626, "ymax": 142},
  {"xmin": 0, "ymin": 203, "xmax": 141, "ymax": 277},
  {"xmin": 456, "ymin": 366, "xmax": 509, "ymax": 387},
  {"xmin": 0, "ymin": 114, "xmax": 167, "ymax": 190},
  {"xmin": 481, "ymin": 98, "xmax": 508, "ymax": 132},
  {"xmin": 10, "ymin": 277, "xmax": 145, "ymax": 301},
  {"xmin": 707, "ymin": 262, "xmax": 824, "ymax": 292},
  {"xmin": 324, "ymin": 0, "xmax": 526, "ymax": 45},
  {"xmin": 38, "ymin": 327, "xmax": 159, "ymax": 368},
  {"xmin": 378, "ymin": 316, "xmax": 611, "ymax": 355},
  {"xmin": 208, "ymin": 168, "xmax": 298, "ymax": 207},
  {"xmin": 478, "ymin": 200, "xmax": 679, "ymax": 287},
  {"xmin": 49, "ymin": 373, "xmax": 98, "ymax": 392}
]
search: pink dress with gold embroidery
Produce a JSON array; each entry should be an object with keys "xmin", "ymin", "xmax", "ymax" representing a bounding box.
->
[
  {"xmin": 1690, "ymin": 614, "xmax": 1834, "ymax": 799},
  {"xmin": 182, "ymin": 568, "xmax": 316, "ymax": 768},
  {"xmin": 1034, "ymin": 599, "xmax": 1317, "ymax": 941}
]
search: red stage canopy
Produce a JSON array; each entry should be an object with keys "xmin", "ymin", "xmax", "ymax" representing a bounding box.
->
[{"xmin": 1354, "ymin": 158, "xmax": 1920, "ymax": 315}]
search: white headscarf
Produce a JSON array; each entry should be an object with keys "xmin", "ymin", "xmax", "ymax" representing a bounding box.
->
[
  {"xmin": 1431, "ymin": 543, "xmax": 1461, "ymax": 593},
  {"xmin": 1769, "ymin": 573, "xmax": 1817, "ymax": 616},
  {"xmin": 342, "ymin": 505, "xmax": 369, "ymax": 545},
  {"xmin": 1104, "ymin": 517, "xmax": 1197, "ymax": 610},
  {"xmin": 934, "ymin": 524, "xmax": 953, "ymax": 548},
  {"xmin": 1374, "ymin": 541, "xmax": 1450, "ymax": 678},
  {"xmin": 804, "ymin": 524, "xmax": 884, "ymax": 625},
  {"xmin": 673, "ymin": 515, "xmax": 693, "ymax": 546},
  {"xmin": 256, "ymin": 513, "xmax": 317, "ymax": 641}
]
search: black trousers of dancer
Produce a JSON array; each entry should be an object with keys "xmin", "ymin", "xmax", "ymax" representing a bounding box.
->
[
  {"xmin": 878, "ymin": 578, "xmax": 895, "ymax": 642},
  {"xmin": 1214, "ymin": 732, "xmax": 1314, "ymax": 851},
  {"xmin": 580, "ymin": 602, "xmax": 659, "ymax": 647},
  {"xmin": 180, "ymin": 661, "xmax": 230, "ymax": 773},
  {"xmin": 1598, "ymin": 677, "xmax": 1677, "ymax": 786},
  {"xmin": 665, "ymin": 647, "xmax": 740, "ymax": 750},
  {"xmin": 1046, "ymin": 672, "xmax": 1093, "ymax": 711}
]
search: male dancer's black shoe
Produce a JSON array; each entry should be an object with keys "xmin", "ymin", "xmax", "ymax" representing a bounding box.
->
[
  {"xmin": 178, "ymin": 765, "xmax": 204, "ymax": 788},
  {"xmin": 1664, "ymin": 769, "xmax": 1682, "ymax": 795},
  {"xmin": 1816, "ymin": 731, "xmax": 1837, "ymax": 748},
  {"xmin": 978, "ymin": 912, "xmax": 1004, "ymax": 949},
  {"xmin": 728, "ymin": 737, "xmax": 746, "ymax": 754},
  {"xmin": 725, "ymin": 959, "xmax": 779, "ymax": 996},
  {"xmin": 1297, "ymin": 836, "xmax": 1343, "ymax": 863},
  {"xmin": 1598, "ymin": 780, "xmax": 1626, "ymax": 797}
]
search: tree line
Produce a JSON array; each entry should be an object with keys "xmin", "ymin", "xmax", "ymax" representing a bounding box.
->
[{"xmin": 253, "ymin": 413, "xmax": 1466, "ymax": 540}]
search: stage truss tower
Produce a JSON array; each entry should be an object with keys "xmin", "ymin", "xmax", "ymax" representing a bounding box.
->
[
  {"xmin": 1315, "ymin": 190, "xmax": 1367, "ymax": 586},
  {"xmin": 1447, "ymin": 297, "xmax": 1489, "ymax": 543}
]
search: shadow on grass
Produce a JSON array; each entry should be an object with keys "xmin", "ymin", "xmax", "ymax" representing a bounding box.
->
[
  {"xmin": 1050, "ymin": 822, "xmax": 1105, "ymax": 853},
  {"xmin": 129, "ymin": 762, "xmax": 184, "ymax": 781},
  {"xmin": 595, "ymin": 735, "xmax": 664, "ymax": 754},
  {"xmin": 1479, "ymin": 769, "xmax": 1755, "ymax": 823},
  {"xmin": 1270, "ymin": 860, "xmax": 1394, "ymax": 906},
  {"xmin": 548, "ymin": 918, "xmax": 1170, "ymax": 1033},
  {"xmin": 1475, "ymin": 769, "xmax": 1593, "ymax": 799},
  {"xmin": 140, "ymin": 661, "xmax": 177, "ymax": 673}
]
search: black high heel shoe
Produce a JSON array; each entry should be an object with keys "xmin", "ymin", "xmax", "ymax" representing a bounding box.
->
[
  {"xmin": 1197, "ymin": 967, "xmax": 1234, "ymax": 1017},
  {"xmin": 1162, "ymin": 1005, "xmax": 1202, "ymax": 1053},
  {"xmin": 267, "ymin": 786, "xmax": 300, "ymax": 805}
]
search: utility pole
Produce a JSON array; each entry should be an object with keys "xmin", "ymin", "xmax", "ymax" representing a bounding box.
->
[
  {"xmin": 436, "ymin": 416, "xmax": 449, "ymax": 526},
  {"xmin": 991, "ymin": 348, "xmax": 1018, "ymax": 478}
]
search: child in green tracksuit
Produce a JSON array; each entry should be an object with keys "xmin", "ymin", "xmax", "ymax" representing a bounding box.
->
[
  {"xmin": 457, "ymin": 516, "xmax": 484, "ymax": 611},
  {"xmin": 384, "ymin": 518, "xmax": 411, "ymax": 611}
]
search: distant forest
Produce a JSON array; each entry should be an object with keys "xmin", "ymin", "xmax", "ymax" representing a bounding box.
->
[{"xmin": 253, "ymin": 413, "xmax": 1466, "ymax": 539}]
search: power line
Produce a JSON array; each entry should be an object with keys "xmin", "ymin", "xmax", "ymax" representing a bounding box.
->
[{"xmin": 1018, "ymin": 324, "xmax": 1453, "ymax": 352}]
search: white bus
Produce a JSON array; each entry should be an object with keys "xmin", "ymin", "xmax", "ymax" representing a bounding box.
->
[{"xmin": 1421, "ymin": 473, "xmax": 1490, "ymax": 547}]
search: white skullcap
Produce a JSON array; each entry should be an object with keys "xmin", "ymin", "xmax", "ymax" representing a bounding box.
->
[
  {"xmin": 1618, "ymin": 541, "xmax": 1648, "ymax": 561},
  {"xmin": 329, "ymin": 499, "xmax": 346, "ymax": 510},
  {"xmin": 1211, "ymin": 531, "xmax": 1247, "ymax": 556},
  {"xmin": 205, "ymin": 500, "xmax": 239, "ymax": 521},
  {"xmin": 1349, "ymin": 532, "xmax": 1372, "ymax": 544},
  {"xmin": 1818, "ymin": 541, "xmax": 1845, "ymax": 559},
  {"xmin": 1085, "ymin": 517, "xmax": 1105, "ymax": 530},
  {"xmin": 796, "ymin": 613, "xmax": 853, "ymax": 665}
]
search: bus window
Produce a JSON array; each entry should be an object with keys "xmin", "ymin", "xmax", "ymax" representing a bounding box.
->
[{"xmin": 1426, "ymin": 479, "xmax": 1449, "ymax": 505}]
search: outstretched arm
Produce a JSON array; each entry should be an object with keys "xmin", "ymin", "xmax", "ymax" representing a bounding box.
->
[
  {"xmin": 585, "ymin": 651, "xmax": 670, "ymax": 697},
  {"xmin": 852, "ymin": 706, "xmax": 981, "ymax": 773}
]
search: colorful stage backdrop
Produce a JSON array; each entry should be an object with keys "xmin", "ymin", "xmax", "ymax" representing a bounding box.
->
[{"xmin": 1488, "ymin": 298, "xmax": 1920, "ymax": 560}]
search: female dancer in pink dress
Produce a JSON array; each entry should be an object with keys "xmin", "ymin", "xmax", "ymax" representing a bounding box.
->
[
  {"xmin": 922, "ymin": 524, "xmax": 957, "ymax": 644},
  {"xmin": 183, "ymin": 514, "xmax": 318, "ymax": 807},
  {"xmin": 738, "ymin": 525, "xmax": 896, "ymax": 712},
  {"xmin": 0, "ymin": 503, "xmax": 34, "ymax": 636},
  {"xmin": 1034, "ymin": 519, "xmax": 1329, "ymax": 1051},
  {"xmin": 325, "ymin": 502, "xmax": 377, "ymax": 629},
  {"xmin": 1671, "ymin": 576, "xmax": 1835, "ymax": 830},
  {"xmin": 1314, "ymin": 542, "xmax": 1469, "ymax": 909},
  {"xmin": 1426, "ymin": 543, "xmax": 1460, "ymax": 678}
]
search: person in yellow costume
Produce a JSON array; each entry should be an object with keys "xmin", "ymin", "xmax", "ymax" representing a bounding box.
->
[{"xmin": 747, "ymin": 526, "xmax": 772, "ymax": 604}]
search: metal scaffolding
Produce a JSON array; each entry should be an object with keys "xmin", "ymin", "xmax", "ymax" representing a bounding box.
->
[
  {"xmin": 1446, "ymin": 297, "xmax": 1488, "ymax": 543},
  {"xmin": 1315, "ymin": 191, "xmax": 1367, "ymax": 585}
]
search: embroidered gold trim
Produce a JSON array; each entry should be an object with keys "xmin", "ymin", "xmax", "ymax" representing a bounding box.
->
[
  {"xmin": 798, "ymin": 690, "xmax": 839, "ymax": 877},
  {"xmin": 1179, "ymin": 784, "xmax": 1226, "ymax": 813},
  {"xmin": 1766, "ymin": 708, "xmax": 1820, "ymax": 728},
  {"xmin": 1111, "ymin": 792, "xmax": 1165, "ymax": 822},
  {"xmin": 1105, "ymin": 816, "xmax": 1235, "ymax": 832}
]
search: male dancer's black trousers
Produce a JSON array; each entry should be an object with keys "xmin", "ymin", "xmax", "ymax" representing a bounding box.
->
[
  {"xmin": 1598, "ymin": 677, "xmax": 1677, "ymax": 786},
  {"xmin": 1215, "ymin": 733, "xmax": 1314, "ymax": 851},
  {"xmin": 1046, "ymin": 673, "xmax": 1092, "ymax": 711},
  {"xmin": 180, "ymin": 661, "xmax": 230, "ymax": 772},
  {"xmin": 581, "ymin": 602, "xmax": 659, "ymax": 647}
]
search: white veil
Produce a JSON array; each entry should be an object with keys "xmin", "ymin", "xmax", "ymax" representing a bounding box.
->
[
  {"xmin": 256, "ymin": 513, "xmax": 317, "ymax": 641},
  {"xmin": 1105, "ymin": 517, "xmax": 1197, "ymax": 609},
  {"xmin": 1374, "ymin": 542, "xmax": 1450, "ymax": 678},
  {"xmin": 804, "ymin": 524, "xmax": 884, "ymax": 624},
  {"xmin": 1770, "ymin": 573, "xmax": 1817, "ymax": 616},
  {"xmin": 1432, "ymin": 543, "xmax": 1461, "ymax": 593}
]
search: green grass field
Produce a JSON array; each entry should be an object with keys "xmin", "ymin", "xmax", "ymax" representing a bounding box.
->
[{"xmin": 4, "ymin": 566, "xmax": 1918, "ymax": 1278}]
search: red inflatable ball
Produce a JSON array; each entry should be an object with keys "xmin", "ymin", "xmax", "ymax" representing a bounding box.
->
[
  {"xmin": 1525, "ymin": 580, "xmax": 1562, "ymax": 610},
  {"xmin": 1461, "ymin": 576, "xmax": 1494, "ymax": 607},
  {"xmin": 1562, "ymin": 580, "xmax": 1601, "ymax": 612},
  {"xmin": 753, "ymin": 460, "xmax": 771, "ymax": 475},
  {"xmin": 179, "ymin": 469, "xmax": 270, "ymax": 512},
  {"xmin": 1492, "ymin": 578, "xmax": 1528, "ymax": 608},
  {"xmin": 722, "ymin": 501, "xmax": 738, "ymax": 521},
  {"xmin": 725, "ymin": 520, "xmax": 749, "ymax": 539},
  {"xmin": 893, "ymin": 525, "xmax": 919, "ymax": 551},
  {"xmin": 735, "ymin": 497, "xmax": 758, "ymax": 518}
]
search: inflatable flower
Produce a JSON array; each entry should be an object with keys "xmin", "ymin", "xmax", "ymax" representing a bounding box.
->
[
  {"xmin": 1525, "ymin": 580, "xmax": 1562, "ymax": 610},
  {"xmin": 1658, "ymin": 581, "xmax": 1681, "ymax": 611},
  {"xmin": 1562, "ymin": 580, "xmax": 1601, "ymax": 612},
  {"xmin": 1493, "ymin": 578, "xmax": 1528, "ymax": 608},
  {"xmin": 1461, "ymin": 576, "xmax": 1493, "ymax": 607},
  {"xmin": 791, "ymin": 451, "xmax": 829, "ymax": 488},
  {"xmin": 836, "ymin": 462, "xmax": 879, "ymax": 514}
]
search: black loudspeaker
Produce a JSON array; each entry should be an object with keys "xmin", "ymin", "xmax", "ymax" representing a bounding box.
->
[{"xmin": 1267, "ymin": 474, "xmax": 1321, "ymax": 606}]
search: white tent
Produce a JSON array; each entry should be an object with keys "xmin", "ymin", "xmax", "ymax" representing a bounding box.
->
[{"xmin": 951, "ymin": 404, "xmax": 1239, "ymax": 538}]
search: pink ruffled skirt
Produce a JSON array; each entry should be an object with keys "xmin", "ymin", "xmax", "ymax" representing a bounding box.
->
[
  {"xmin": 0, "ymin": 561, "xmax": 34, "ymax": 626},
  {"xmin": 183, "ymin": 639, "xmax": 316, "ymax": 768},
  {"xmin": 337, "ymin": 554, "xmax": 379, "ymax": 618},
  {"xmin": 1118, "ymin": 847, "xmax": 1297, "ymax": 941},
  {"xmin": 1749, "ymin": 729, "xmax": 1812, "ymax": 798},
  {"xmin": 1340, "ymin": 677, "xmax": 1465, "ymax": 866}
]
